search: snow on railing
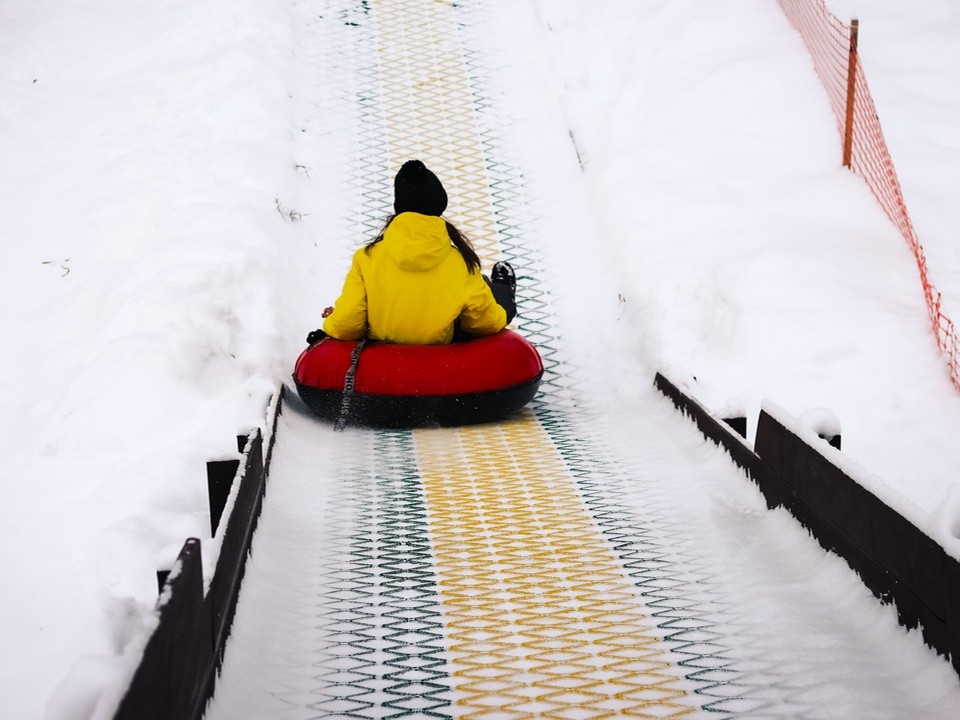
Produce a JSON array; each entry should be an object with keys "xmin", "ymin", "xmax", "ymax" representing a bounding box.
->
[
  {"xmin": 654, "ymin": 371, "xmax": 960, "ymax": 678},
  {"xmin": 110, "ymin": 388, "xmax": 284, "ymax": 720},
  {"xmin": 777, "ymin": 0, "xmax": 960, "ymax": 391}
]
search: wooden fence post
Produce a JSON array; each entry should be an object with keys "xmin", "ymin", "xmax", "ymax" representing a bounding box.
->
[
  {"xmin": 207, "ymin": 458, "xmax": 240, "ymax": 535},
  {"xmin": 842, "ymin": 18, "xmax": 860, "ymax": 168}
]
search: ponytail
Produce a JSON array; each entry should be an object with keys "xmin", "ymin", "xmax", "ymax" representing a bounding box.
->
[
  {"xmin": 445, "ymin": 220, "xmax": 481, "ymax": 273},
  {"xmin": 364, "ymin": 215, "xmax": 394, "ymax": 252}
]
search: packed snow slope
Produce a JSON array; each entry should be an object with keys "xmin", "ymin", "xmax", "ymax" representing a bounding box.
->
[{"xmin": 0, "ymin": 0, "xmax": 957, "ymax": 717}]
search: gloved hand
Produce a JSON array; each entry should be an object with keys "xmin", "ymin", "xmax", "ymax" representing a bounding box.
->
[{"xmin": 306, "ymin": 328, "xmax": 327, "ymax": 345}]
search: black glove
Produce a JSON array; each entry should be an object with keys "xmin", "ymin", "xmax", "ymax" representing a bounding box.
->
[{"xmin": 306, "ymin": 328, "xmax": 327, "ymax": 345}]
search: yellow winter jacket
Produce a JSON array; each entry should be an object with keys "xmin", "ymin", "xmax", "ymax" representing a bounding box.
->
[{"xmin": 323, "ymin": 212, "xmax": 507, "ymax": 344}]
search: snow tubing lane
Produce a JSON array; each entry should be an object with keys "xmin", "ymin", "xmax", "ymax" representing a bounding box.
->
[{"xmin": 293, "ymin": 329, "xmax": 544, "ymax": 427}]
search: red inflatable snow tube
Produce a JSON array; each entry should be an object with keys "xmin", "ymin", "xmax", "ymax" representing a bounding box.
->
[{"xmin": 293, "ymin": 329, "xmax": 544, "ymax": 427}]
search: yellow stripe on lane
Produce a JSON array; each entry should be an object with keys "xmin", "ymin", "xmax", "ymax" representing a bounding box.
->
[
  {"xmin": 373, "ymin": 0, "xmax": 500, "ymax": 266},
  {"xmin": 416, "ymin": 416, "xmax": 694, "ymax": 718},
  {"xmin": 373, "ymin": 2, "xmax": 692, "ymax": 711}
]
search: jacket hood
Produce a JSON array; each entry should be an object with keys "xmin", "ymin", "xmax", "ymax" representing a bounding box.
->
[{"xmin": 380, "ymin": 212, "xmax": 452, "ymax": 271}]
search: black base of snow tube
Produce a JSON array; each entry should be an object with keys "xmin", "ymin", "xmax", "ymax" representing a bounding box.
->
[{"xmin": 295, "ymin": 373, "xmax": 543, "ymax": 428}]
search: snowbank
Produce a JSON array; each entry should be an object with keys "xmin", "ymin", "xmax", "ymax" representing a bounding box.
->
[{"xmin": 524, "ymin": 0, "xmax": 960, "ymax": 515}]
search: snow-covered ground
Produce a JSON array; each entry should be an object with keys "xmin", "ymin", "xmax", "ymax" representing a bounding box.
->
[
  {"xmin": 1, "ymin": 0, "xmax": 958, "ymax": 717},
  {"xmin": 206, "ymin": 398, "xmax": 960, "ymax": 719},
  {"xmin": 522, "ymin": 0, "xmax": 960, "ymax": 517}
]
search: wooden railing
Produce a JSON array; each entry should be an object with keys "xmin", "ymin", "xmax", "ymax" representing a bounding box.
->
[
  {"xmin": 655, "ymin": 372, "xmax": 959, "ymax": 676},
  {"xmin": 111, "ymin": 387, "xmax": 284, "ymax": 720}
]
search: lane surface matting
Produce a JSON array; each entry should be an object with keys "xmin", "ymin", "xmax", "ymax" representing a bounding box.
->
[{"xmin": 203, "ymin": 2, "xmax": 950, "ymax": 719}]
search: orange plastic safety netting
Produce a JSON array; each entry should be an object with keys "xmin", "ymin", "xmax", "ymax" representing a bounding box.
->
[{"xmin": 778, "ymin": 0, "xmax": 960, "ymax": 390}]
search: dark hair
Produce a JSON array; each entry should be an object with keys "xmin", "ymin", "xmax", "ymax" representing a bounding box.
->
[{"xmin": 366, "ymin": 214, "xmax": 481, "ymax": 273}]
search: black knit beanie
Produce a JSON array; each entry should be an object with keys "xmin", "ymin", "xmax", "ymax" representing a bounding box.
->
[{"xmin": 393, "ymin": 160, "xmax": 448, "ymax": 216}]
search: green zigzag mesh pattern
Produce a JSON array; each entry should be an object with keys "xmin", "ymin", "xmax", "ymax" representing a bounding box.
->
[
  {"xmin": 229, "ymin": 1, "xmax": 836, "ymax": 717},
  {"xmin": 307, "ymin": 0, "xmax": 767, "ymax": 714},
  {"xmin": 453, "ymin": 1, "xmax": 826, "ymax": 715},
  {"xmin": 307, "ymin": 429, "xmax": 452, "ymax": 718},
  {"xmin": 300, "ymin": 4, "xmax": 454, "ymax": 718}
]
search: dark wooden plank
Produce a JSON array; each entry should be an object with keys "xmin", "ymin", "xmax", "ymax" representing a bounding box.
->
[
  {"xmin": 756, "ymin": 410, "xmax": 946, "ymax": 622},
  {"xmin": 208, "ymin": 428, "xmax": 264, "ymax": 660},
  {"xmin": 656, "ymin": 373, "xmax": 958, "ymax": 678},
  {"xmin": 207, "ymin": 458, "xmax": 240, "ymax": 536},
  {"xmin": 947, "ymin": 553, "xmax": 960, "ymax": 638},
  {"xmin": 113, "ymin": 539, "xmax": 211, "ymax": 720},
  {"xmin": 654, "ymin": 373, "xmax": 762, "ymax": 474}
]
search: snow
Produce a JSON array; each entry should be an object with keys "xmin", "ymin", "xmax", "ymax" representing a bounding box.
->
[
  {"xmin": 0, "ymin": 1, "xmax": 303, "ymax": 716},
  {"xmin": 797, "ymin": 407, "xmax": 842, "ymax": 441},
  {"xmin": 0, "ymin": 0, "xmax": 958, "ymax": 717},
  {"xmin": 829, "ymin": 0, "xmax": 960, "ymax": 319},
  {"xmin": 522, "ymin": 0, "xmax": 960, "ymax": 514},
  {"xmin": 208, "ymin": 395, "xmax": 960, "ymax": 719}
]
